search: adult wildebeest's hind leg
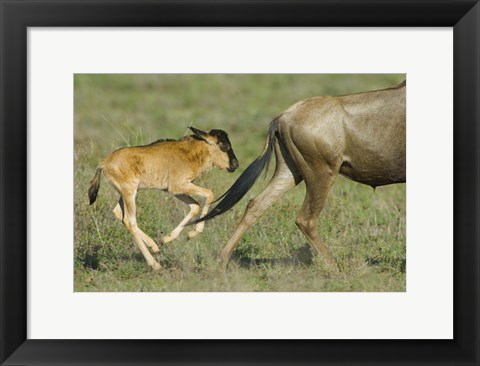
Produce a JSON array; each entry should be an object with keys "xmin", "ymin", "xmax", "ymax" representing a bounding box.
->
[
  {"xmin": 116, "ymin": 190, "xmax": 162, "ymax": 270},
  {"xmin": 220, "ymin": 142, "xmax": 300, "ymax": 266},
  {"xmin": 113, "ymin": 197, "xmax": 160, "ymax": 253},
  {"xmin": 295, "ymin": 164, "xmax": 340, "ymax": 267},
  {"xmin": 162, "ymin": 184, "xmax": 214, "ymax": 244}
]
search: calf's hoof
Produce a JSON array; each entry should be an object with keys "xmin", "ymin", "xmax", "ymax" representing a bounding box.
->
[
  {"xmin": 162, "ymin": 235, "xmax": 174, "ymax": 244},
  {"xmin": 151, "ymin": 262, "xmax": 162, "ymax": 271},
  {"xmin": 187, "ymin": 230, "xmax": 200, "ymax": 239}
]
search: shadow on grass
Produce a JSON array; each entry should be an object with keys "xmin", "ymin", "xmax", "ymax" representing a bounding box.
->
[
  {"xmin": 230, "ymin": 244, "xmax": 314, "ymax": 268},
  {"xmin": 81, "ymin": 254, "xmax": 100, "ymax": 270},
  {"xmin": 80, "ymin": 243, "xmax": 317, "ymax": 271}
]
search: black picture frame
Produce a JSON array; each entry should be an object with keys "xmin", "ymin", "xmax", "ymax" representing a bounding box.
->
[{"xmin": 1, "ymin": 1, "xmax": 479, "ymax": 365}]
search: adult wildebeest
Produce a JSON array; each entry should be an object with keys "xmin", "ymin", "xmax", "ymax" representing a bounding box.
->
[
  {"xmin": 88, "ymin": 127, "xmax": 239, "ymax": 270},
  {"xmin": 194, "ymin": 80, "xmax": 406, "ymax": 267}
]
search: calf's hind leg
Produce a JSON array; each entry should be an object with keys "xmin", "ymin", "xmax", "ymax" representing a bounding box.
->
[
  {"xmin": 113, "ymin": 197, "xmax": 160, "ymax": 253},
  {"xmin": 118, "ymin": 190, "xmax": 162, "ymax": 270}
]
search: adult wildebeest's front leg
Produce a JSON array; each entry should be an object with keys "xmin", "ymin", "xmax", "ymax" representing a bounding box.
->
[{"xmin": 162, "ymin": 184, "xmax": 214, "ymax": 243}]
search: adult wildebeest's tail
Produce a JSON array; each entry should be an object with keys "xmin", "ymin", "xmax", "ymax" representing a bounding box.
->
[
  {"xmin": 88, "ymin": 167, "xmax": 103, "ymax": 205},
  {"xmin": 190, "ymin": 119, "xmax": 278, "ymax": 224}
]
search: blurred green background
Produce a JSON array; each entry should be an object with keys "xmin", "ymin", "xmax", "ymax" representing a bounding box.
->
[{"xmin": 74, "ymin": 74, "xmax": 406, "ymax": 292}]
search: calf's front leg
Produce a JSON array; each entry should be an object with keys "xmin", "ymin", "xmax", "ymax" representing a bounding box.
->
[
  {"xmin": 185, "ymin": 184, "xmax": 215, "ymax": 239},
  {"xmin": 162, "ymin": 193, "xmax": 201, "ymax": 244}
]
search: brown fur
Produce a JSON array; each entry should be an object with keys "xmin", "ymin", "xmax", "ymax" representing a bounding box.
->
[
  {"xmin": 199, "ymin": 81, "xmax": 406, "ymax": 268},
  {"xmin": 88, "ymin": 127, "xmax": 238, "ymax": 271}
]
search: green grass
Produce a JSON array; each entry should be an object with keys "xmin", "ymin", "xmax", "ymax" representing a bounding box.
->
[{"xmin": 74, "ymin": 74, "xmax": 406, "ymax": 292}]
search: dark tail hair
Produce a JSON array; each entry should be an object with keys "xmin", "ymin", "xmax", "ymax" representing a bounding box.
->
[
  {"xmin": 190, "ymin": 119, "xmax": 278, "ymax": 224},
  {"xmin": 88, "ymin": 167, "xmax": 102, "ymax": 205}
]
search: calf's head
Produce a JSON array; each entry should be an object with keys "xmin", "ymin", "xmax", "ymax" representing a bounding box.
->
[{"xmin": 189, "ymin": 126, "xmax": 239, "ymax": 172}]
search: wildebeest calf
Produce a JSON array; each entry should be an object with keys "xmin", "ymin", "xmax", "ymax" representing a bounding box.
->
[{"xmin": 88, "ymin": 126, "xmax": 239, "ymax": 270}]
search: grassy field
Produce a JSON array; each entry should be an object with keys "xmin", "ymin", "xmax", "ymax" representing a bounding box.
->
[{"xmin": 74, "ymin": 74, "xmax": 406, "ymax": 292}]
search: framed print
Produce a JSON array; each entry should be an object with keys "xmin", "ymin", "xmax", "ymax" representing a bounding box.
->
[{"xmin": 1, "ymin": 1, "xmax": 479, "ymax": 365}]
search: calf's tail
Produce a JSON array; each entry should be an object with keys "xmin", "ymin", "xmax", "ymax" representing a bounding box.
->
[
  {"xmin": 88, "ymin": 167, "xmax": 103, "ymax": 205},
  {"xmin": 191, "ymin": 119, "xmax": 279, "ymax": 224}
]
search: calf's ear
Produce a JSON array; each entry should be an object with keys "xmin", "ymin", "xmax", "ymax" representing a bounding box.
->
[{"xmin": 189, "ymin": 126, "xmax": 208, "ymax": 137}]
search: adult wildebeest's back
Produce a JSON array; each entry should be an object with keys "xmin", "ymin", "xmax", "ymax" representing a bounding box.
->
[
  {"xmin": 193, "ymin": 80, "xmax": 406, "ymax": 267},
  {"xmin": 278, "ymin": 80, "xmax": 406, "ymax": 188}
]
